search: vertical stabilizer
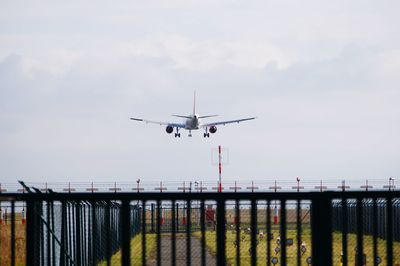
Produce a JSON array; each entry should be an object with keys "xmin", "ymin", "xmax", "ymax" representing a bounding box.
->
[{"xmin": 193, "ymin": 90, "xmax": 196, "ymax": 115}]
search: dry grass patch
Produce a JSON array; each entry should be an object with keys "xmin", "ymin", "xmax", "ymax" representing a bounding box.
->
[{"xmin": 0, "ymin": 223, "xmax": 26, "ymax": 266}]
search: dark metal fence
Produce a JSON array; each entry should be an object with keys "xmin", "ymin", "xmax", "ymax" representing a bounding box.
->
[
  {"xmin": 0, "ymin": 191, "xmax": 399, "ymax": 266},
  {"xmin": 333, "ymin": 199, "xmax": 400, "ymax": 242}
]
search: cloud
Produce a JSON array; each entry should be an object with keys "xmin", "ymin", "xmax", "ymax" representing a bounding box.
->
[{"xmin": 1, "ymin": 1, "xmax": 400, "ymax": 183}]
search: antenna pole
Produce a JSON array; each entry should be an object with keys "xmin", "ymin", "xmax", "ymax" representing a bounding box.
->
[{"xmin": 193, "ymin": 91, "xmax": 196, "ymax": 115}]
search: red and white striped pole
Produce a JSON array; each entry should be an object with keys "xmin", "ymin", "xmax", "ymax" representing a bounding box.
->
[
  {"xmin": 218, "ymin": 145, "xmax": 222, "ymax": 193},
  {"xmin": 22, "ymin": 208, "xmax": 26, "ymax": 225},
  {"xmin": 272, "ymin": 180, "xmax": 280, "ymax": 225},
  {"xmin": 22, "ymin": 186, "xmax": 26, "ymax": 224},
  {"xmin": 274, "ymin": 205, "xmax": 279, "ymax": 225}
]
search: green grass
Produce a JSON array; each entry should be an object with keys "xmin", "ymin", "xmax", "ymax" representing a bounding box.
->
[
  {"xmin": 194, "ymin": 229, "xmax": 312, "ymax": 266},
  {"xmin": 97, "ymin": 233, "xmax": 156, "ymax": 266},
  {"xmin": 332, "ymin": 231, "xmax": 400, "ymax": 266},
  {"xmin": 99, "ymin": 229, "xmax": 400, "ymax": 265},
  {"xmin": 193, "ymin": 229, "xmax": 400, "ymax": 266}
]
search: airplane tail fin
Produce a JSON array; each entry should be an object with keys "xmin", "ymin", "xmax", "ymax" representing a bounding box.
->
[{"xmin": 193, "ymin": 90, "xmax": 196, "ymax": 115}]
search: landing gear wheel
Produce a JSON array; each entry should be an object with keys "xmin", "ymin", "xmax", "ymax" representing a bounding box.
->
[
  {"xmin": 207, "ymin": 133, "xmax": 210, "ymax": 138},
  {"xmin": 175, "ymin": 128, "xmax": 181, "ymax": 138}
]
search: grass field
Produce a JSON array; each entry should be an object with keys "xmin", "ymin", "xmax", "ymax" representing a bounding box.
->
[
  {"xmin": 98, "ymin": 234, "xmax": 156, "ymax": 266},
  {"xmin": 101, "ymin": 228, "xmax": 400, "ymax": 265},
  {"xmin": 193, "ymin": 228, "xmax": 312, "ymax": 266},
  {"xmin": 2, "ymin": 223, "xmax": 399, "ymax": 266},
  {"xmin": 193, "ymin": 229, "xmax": 400, "ymax": 266},
  {"xmin": 332, "ymin": 231, "xmax": 400, "ymax": 266}
]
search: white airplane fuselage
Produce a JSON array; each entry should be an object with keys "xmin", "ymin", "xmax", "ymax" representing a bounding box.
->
[{"xmin": 185, "ymin": 115, "xmax": 200, "ymax": 130}]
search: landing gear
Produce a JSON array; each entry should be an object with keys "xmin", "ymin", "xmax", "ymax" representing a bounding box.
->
[
  {"xmin": 204, "ymin": 128, "xmax": 210, "ymax": 138},
  {"xmin": 188, "ymin": 130, "xmax": 192, "ymax": 137},
  {"xmin": 175, "ymin": 128, "xmax": 181, "ymax": 138}
]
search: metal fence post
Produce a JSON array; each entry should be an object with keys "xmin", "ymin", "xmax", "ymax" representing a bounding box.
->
[
  {"xmin": 26, "ymin": 199, "xmax": 37, "ymax": 265},
  {"xmin": 75, "ymin": 202, "xmax": 82, "ymax": 266},
  {"xmin": 176, "ymin": 202, "xmax": 179, "ymax": 232},
  {"xmin": 311, "ymin": 194, "xmax": 332, "ymax": 266},
  {"xmin": 266, "ymin": 201, "xmax": 271, "ymax": 266},
  {"xmin": 106, "ymin": 201, "xmax": 111, "ymax": 266},
  {"xmin": 171, "ymin": 200, "xmax": 176, "ymax": 266},
  {"xmin": 296, "ymin": 199, "xmax": 302, "ymax": 266},
  {"xmin": 251, "ymin": 199, "xmax": 257, "ymax": 266},
  {"xmin": 216, "ymin": 199, "xmax": 226, "ymax": 266},
  {"xmin": 46, "ymin": 200, "xmax": 51, "ymax": 266},
  {"xmin": 157, "ymin": 200, "xmax": 161, "ymax": 266},
  {"xmin": 236, "ymin": 200, "xmax": 241, "ymax": 266},
  {"xmin": 280, "ymin": 200, "xmax": 287, "ymax": 266},
  {"xmin": 342, "ymin": 198, "xmax": 348, "ymax": 266},
  {"xmin": 142, "ymin": 201, "xmax": 147, "ymax": 266},
  {"xmin": 356, "ymin": 198, "xmax": 364, "ymax": 266},
  {"xmin": 186, "ymin": 200, "xmax": 191, "ymax": 266},
  {"xmin": 151, "ymin": 203, "xmax": 155, "ymax": 233},
  {"xmin": 11, "ymin": 201, "xmax": 15, "ymax": 266},
  {"xmin": 200, "ymin": 200, "xmax": 206, "ymax": 266},
  {"xmin": 121, "ymin": 200, "xmax": 131, "ymax": 266},
  {"xmin": 387, "ymin": 197, "xmax": 393, "ymax": 266}
]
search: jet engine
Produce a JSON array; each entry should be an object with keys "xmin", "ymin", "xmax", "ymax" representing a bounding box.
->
[
  {"xmin": 209, "ymin": 125, "xmax": 217, "ymax": 134},
  {"xmin": 166, "ymin": 125, "xmax": 174, "ymax": 134}
]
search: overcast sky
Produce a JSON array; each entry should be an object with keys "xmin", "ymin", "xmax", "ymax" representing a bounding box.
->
[{"xmin": 1, "ymin": 1, "xmax": 399, "ymax": 186}]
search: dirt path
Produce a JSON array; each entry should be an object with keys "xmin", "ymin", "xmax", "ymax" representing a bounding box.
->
[{"xmin": 148, "ymin": 235, "xmax": 216, "ymax": 266}]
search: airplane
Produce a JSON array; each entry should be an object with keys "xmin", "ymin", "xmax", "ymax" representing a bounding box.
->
[{"xmin": 130, "ymin": 92, "xmax": 256, "ymax": 138}]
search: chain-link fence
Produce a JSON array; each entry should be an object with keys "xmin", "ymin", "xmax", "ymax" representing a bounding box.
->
[
  {"xmin": 1, "ymin": 191, "xmax": 399, "ymax": 266},
  {"xmin": 332, "ymin": 199, "xmax": 400, "ymax": 266}
]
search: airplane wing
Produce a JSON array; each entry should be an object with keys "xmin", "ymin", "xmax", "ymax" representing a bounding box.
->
[
  {"xmin": 130, "ymin": 118, "xmax": 185, "ymax": 128},
  {"xmin": 201, "ymin": 117, "xmax": 256, "ymax": 127}
]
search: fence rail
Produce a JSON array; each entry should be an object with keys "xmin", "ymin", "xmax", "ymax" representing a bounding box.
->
[
  {"xmin": 0, "ymin": 178, "xmax": 397, "ymax": 193},
  {"xmin": 0, "ymin": 191, "xmax": 399, "ymax": 266}
]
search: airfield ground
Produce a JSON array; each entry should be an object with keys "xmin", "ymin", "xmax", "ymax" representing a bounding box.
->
[{"xmin": 2, "ymin": 224, "xmax": 400, "ymax": 266}]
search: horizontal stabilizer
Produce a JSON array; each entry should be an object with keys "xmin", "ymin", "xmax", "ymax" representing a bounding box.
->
[
  {"xmin": 172, "ymin": 115, "xmax": 192, "ymax": 119},
  {"xmin": 198, "ymin": 115, "xmax": 218, "ymax": 119},
  {"xmin": 130, "ymin": 117, "xmax": 143, "ymax": 122}
]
